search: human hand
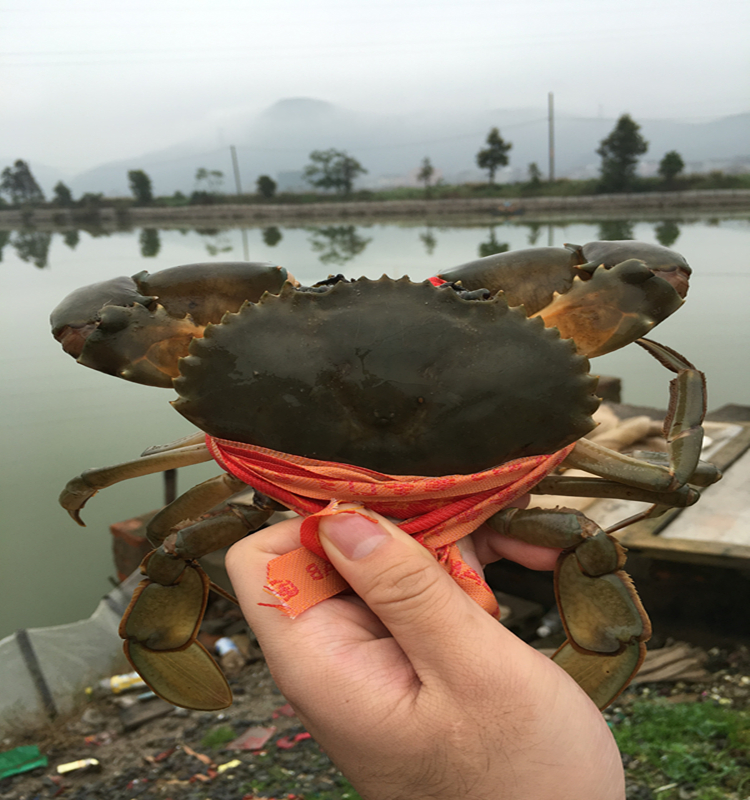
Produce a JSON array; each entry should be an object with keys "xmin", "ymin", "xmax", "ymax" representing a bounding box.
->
[{"xmin": 226, "ymin": 507, "xmax": 625, "ymax": 800}]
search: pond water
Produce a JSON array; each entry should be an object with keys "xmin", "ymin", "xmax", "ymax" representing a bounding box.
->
[{"xmin": 1, "ymin": 214, "xmax": 749, "ymax": 639}]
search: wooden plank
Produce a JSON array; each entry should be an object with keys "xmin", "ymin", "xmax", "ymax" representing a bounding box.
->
[{"xmin": 616, "ymin": 422, "xmax": 750, "ymax": 568}]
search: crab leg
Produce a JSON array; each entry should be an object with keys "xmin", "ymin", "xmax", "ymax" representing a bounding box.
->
[
  {"xmin": 486, "ymin": 506, "xmax": 650, "ymax": 709},
  {"xmin": 531, "ymin": 475, "xmax": 700, "ymax": 506},
  {"xmin": 637, "ymin": 338, "xmax": 707, "ymax": 489},
  {"xmin": 60, "ymin": 440, "xmax": 212, "ymax": 524},
  {"xmin": 146, "ymin": 472, "xmax": 249, "ymax": 547},
  {"xmin": 562, "ymin": 437, "xmax": 721, "ymax": 495},
  {"xmin": 122, "ymin": 485, "xmax": 278, "ymax": 710},
  {"xmin": 562, "ymin": 338, "xmax": 716, "ymax": 502},
  {"xmin": 140, "ymin": 431, "xmax": 207, "ymax": 455}
]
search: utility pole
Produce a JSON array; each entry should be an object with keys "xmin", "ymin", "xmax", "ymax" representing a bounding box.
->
[
  {"xmin": 230, "ymin": 145, "xmax": 249, "ymax": 260},
  {"xmin": 548, "ymin": 92, "xmax": 555, "ymax": 183},
  {"xmin": 230, "ymin": 145, "xmax": 243, "ymax": 195}
]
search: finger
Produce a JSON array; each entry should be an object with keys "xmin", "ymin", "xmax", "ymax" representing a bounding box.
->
[
  {"xmin": 317, "ymin": 506, "xmax": 518, "ymax": 682},
  {"xmin": 471, "ymin": 522, "xmax": 561, "ymax": 570},
  {"xmin": 225, "ymin": 517, "xmax": 304, "ymax": 635},
  {"xmin": 225, "ymin": 518, "xmax": 389, "ymax": 647},
  {"xmin": 455, "ymin": 535, "xmax": 484, "ymax": 577}
]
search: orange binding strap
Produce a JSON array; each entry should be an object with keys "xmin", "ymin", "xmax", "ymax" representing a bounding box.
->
[{"xmin": 206, "ymin": 436, "xmax": 574, "ymax": 620}]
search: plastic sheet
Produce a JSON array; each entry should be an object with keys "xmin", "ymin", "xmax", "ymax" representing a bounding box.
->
[{"xmin": 0, "ymin": 573, "xmax": 139, "ymax": 735}]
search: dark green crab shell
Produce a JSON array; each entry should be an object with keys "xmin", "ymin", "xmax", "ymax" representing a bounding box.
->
[{"xmin": 172, "ymin": 277, "xmax": 599, "ymax": 476}]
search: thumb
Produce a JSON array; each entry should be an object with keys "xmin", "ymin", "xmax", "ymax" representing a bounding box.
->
[{"xmin": 317, "ymin": 507, "xmax": 502, "ymax": 673}]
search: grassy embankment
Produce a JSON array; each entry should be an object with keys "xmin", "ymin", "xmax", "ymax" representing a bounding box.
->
[
  {"xmin": 153, "ymin": 171, "xmax": 750, "ymax": 207},
  {"xmin": 2, "ymin": 171, "xmax": 749, "ymax": 218}
]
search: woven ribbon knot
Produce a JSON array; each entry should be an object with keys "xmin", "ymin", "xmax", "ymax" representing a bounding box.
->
[{"xmin": 206, "ymin": 435, "xmax": 574, "ymax": 619}]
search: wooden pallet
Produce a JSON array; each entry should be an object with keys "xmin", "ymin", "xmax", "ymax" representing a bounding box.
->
[{"xmin": 614, "ymin": 421, "xmax": 750, "ymax": 570}]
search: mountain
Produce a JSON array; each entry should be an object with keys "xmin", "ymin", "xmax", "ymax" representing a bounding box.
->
[{"xmin": 54, "ymin": 100, "xmax": 750, "ymax": 197}]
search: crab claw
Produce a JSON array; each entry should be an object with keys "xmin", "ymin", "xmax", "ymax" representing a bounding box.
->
[
  {"xmin": 579, "ymin": 240, "xmax": 691, "ymax": 300},
  {"xmin": 552, "ymin": 641, "xmax": 646, "ymax": 709},
  {"xmin": 51, "ymin": 276, "xmax": 149, "ymax": 358},
  {"xmin": 50, "ymin": 262, "xmax": 293, "ymax": 387},
  {"xmin": 437, "ymin": 240, "xmax": 691, "ymax": 359},
  {"xmin": 534, "ymin": 257, "xmax": 686, "ymax": 357},
  {"xmin": 487, "ymin": 506, "xmax": 651, "ymax": 709},
  {"xmin": 120, "ymin": 555, "xmax": 232, "ymax": 710}
]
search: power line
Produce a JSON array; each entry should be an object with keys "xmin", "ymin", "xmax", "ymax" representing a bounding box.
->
[{"xmin": 1, "ymin": 19, "xmax": 740, "ymax": 65}]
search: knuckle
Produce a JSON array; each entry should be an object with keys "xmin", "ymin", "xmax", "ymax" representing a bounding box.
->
[{"xmin": 367, "ymin": 556, "xmax": 450, "ymax": 619}]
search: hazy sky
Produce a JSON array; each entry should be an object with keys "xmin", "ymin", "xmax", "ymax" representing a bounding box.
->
[{"xmin": 3, "ymin": 0, "xmax": 749, "ymax": 174}]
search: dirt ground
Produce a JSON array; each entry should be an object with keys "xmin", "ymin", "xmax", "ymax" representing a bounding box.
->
[
  {"xmin": 0, "ymin": 653, "xmax": 356, "ymax": 800},
  {"xmin": 2, "ymin": 636, "xmax": 749, "ymax": 800}
]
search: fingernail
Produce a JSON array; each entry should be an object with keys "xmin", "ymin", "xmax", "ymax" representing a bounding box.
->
[{"xmin": 319, "ymin": 511, "xmax": 389, "ymax": 560}]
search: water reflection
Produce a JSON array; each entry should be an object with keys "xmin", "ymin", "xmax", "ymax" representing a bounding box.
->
[
  {"xmin": 597, "ymin": 220, "xmax": 635, "ymax": 241},
  {"xmin": 655, "ymin": 220, "xmax": 681, "ymax": 247},
  {"xmin": 0, "ymin": 215, "xmax": 732, "ymax": 273},
  {"xmin": 477, "ymin": 226, "xmax": 509, "ymax": 257},
  {"xmin": 526, "ymin": 222, "xmax": 543, "ymax": 246},
  {"xmin": 9, "ymin": 230, "xmax": 52, "ymax": 268},
  {"xmin": 196, "ymin": 228, "xmax": 233, "ymax": 257},
  {"xmin": 139, "ymin": 228, "xmax": 161, "ymax": 258},
  {"xmin": 308, "ymin": 224, "xmax": 372, "ymax": 266},
  {"xmin": 262, "ymin": 226, "xmax": 282, "ymax": 247},
  {"xmin": 419, "ymin": 227, "xmax": 437, "ymax": 255}
]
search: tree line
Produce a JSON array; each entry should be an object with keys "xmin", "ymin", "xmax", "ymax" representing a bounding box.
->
[{"xmin": 0, "ymin": 114, "xmax": 720, "ymax": 209}]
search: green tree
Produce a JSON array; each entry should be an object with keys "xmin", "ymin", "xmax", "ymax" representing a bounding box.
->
[
  {"xmin": 658, "ymin": 151, "xmax": 685, "ymax": 185},
  {"xmin": 128, "ymin": 170, "xmax": 154, "ymax": 204},
  {"xmin": 303, "ymin": 149, "xmax": 367, "ymax": 196},
  {"xmin": 195, "ymin": 167, "xmax": 224, "ymax": 193},
  {"xmin": 77, "ymin": 192, "xmax": 103, "ymax": 222},
  {"xmin": 596, "ymin": 114, "xmax": 648, "ymax": 192},
  {"xmin": 476, "ymin": 128, "xmax": 512, "ymax": 185},
  {"xmin": 52, "ymin": 181, "xmax": 74, "ymax": 206},
  {"xmin": 0, "ymin": 160, "xmax": 45, "ymax": 205},
  {"xmin": 257, "ymin": 175, "xmax": 277, "ymax": 199},
  {"xmin": 417, "ymin": 157, "xmax": 435, "ymax": 196},
  {"xmin": 527, "ymin": 162, "xmax": 542, "ymax": 187}
]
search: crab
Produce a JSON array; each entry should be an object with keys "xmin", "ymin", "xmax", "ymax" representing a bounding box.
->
[{"xmin": 50, "ymin": 241, "xmax": 720, "ymax": 713}]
